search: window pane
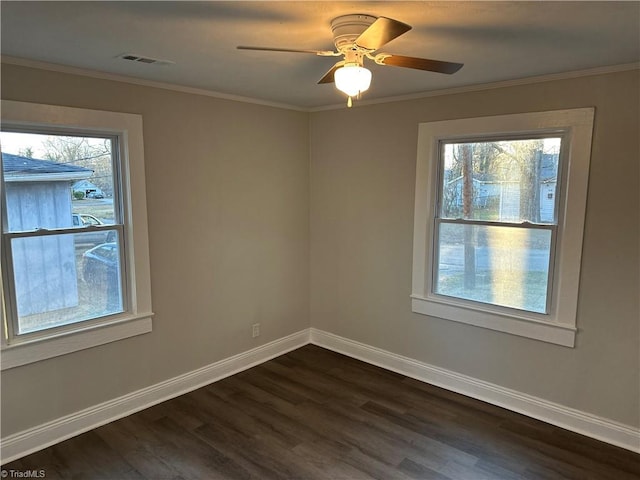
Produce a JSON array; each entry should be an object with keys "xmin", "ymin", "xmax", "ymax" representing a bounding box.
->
[
  {"xmin": 440, "ymin": 138, "xmax": 561, "ymax": 223},
  {"xmin": 1, "ymin": 132, "xmax": 116, "ymax": 232},
  {"xmin": 434, "ymin": 223, "xmax": 552, "ymax": 313},
  {"xmin": 9, "ymin": 232, "xmax": 123, "ymax": 334}
]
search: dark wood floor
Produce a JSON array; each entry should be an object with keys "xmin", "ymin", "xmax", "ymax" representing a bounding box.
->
[{"xmin": 3, "ymin": 345, "xmax": 639, "ymax": 479}]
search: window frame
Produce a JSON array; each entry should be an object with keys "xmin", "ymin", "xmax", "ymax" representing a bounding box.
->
[
  {"xmin": 411, "ymin": 109, "xmax": 595, "ymax": 347},
  {"xmin": 1, "ymin": 100, "xmax": 153, "ymax": 369},
  {"xmin": 2, "ymin": 130, "xmax": 128, "ymax": 339},
  {"xmin": 432, "ymin": 133, "xmax": 564, "ymax": 316}
]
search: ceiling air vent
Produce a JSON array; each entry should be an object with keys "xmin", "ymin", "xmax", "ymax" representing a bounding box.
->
[{"xmin": 117, "ymin": 53, "xmax": 174, "ymax": 66}]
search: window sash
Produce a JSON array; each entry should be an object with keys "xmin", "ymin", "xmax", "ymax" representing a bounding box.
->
[
  {"xmin": 3, "ymin": 224, "xmax": 122, "ymax": 239},
  {"xmin": 412, "ymin": 108, "xmax": 594, "ymax": 347},
  {"xmin": 1, "ymin": 132, "xmax": 123, "ymax": 231},
  {"xmin": 1, "ymin": 131, "xmax": 128, "ymax": 343},
  {"xmin": 435, "ymin": 217, "xmax": 558, "ymax": 229},
  {"xmin": 431, "ymin": 219, "xmax": 557, "ymax": 315},
  {"xmin": 435, "ymin": 136, "xmax": 564, "ymax": 227},
  {"xmin": 0, "ymin": 100, "xmax": 152, "ymax": 369},
  {"xmin": 429, "ymin": 135, "xmax": 563, "ymax": 316},
  {"xmin": 1, "ymin": 225, "xmax": 129, "ymax": 342}
]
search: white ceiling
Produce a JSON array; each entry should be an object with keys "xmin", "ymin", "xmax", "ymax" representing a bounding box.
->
[{"xmin": 2, "ymin": 1, "xmax": 639, "ymax": 110}]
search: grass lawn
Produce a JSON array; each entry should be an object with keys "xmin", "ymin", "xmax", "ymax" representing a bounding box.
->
[
  {"xmin": 72, "ymin": 198, "xmax": 115, "ymax": 222},
  {"xmin": 436, "ymin": 270, "xmax": 548, "ymax": 313}
]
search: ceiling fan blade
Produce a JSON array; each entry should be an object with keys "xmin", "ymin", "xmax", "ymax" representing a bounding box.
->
[
  {"xmin": 317, "ymin": 61, "xmax": 345, "ymax": 84},
  {"xmin": 355, "ymin": 17, "xmax": 411, "ymax": 51},
  {"xmin": 237, "ymin": 46, "xmax": 336, "ymax": 56},
  {"xmin": 379, "ymin": 54, "xmax": 463, "ymax": 74}
]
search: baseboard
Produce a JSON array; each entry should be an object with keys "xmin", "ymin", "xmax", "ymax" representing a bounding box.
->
[
  {"xmin": 3, "ymin": 327, "xmax": 638, "ymax": 464},
  {"xmin": 0, "ymin": 329, "xmax": 310, "ymax": 464},
  {"xmin": 309, "ymin": 328, "xmax": 640, "ymax": 454}
]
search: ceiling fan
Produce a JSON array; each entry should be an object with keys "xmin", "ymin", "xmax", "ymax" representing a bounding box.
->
[{"xmin": 238, "ymin": 14, "xmax": 463, "ymax": 107}]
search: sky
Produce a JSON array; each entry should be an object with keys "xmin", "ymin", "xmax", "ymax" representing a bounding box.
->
[
  {"xmin": 0, "ymin": 132, "xmax": 51, "ymax": 157},
  {"xmin": 1, "ymin": 132, "xmax": 109, "ymax": 160}
]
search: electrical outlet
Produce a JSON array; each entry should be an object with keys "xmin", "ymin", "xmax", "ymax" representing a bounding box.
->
[{"xmin": 252, "ymin": 323, "xmax": 260, "ymax": 338}]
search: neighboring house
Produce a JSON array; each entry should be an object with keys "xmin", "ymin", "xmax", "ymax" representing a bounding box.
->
[
  {"xmin": 2, "ymin": 152, "xmax": 92, "ymax": 317},
  {"xmin": 445, "ymin": 153, "xmax": 558, "ymax": 222},
  {"xmin": 73, "ymin": 179, "xmax": 104, "ymax": 198}
]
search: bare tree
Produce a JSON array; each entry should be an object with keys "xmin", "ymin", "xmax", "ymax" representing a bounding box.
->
[
  {"xmin": 441, "ymin": 139, "xmax": 547, "ymax": 291},
  {"xmin": 18, "ymin": 146, "xmax": 34, "ymax": 158},
  {"xmin": 42, "ymin": 136, "xmax": 113, "ymax": 196},
  {"xmin": 519, "ymin": 146, "xmax": 542, "ymax": 223},
  {"xmin": 460, "ymin": 143, "xmax": 476, "ymax": 289},
  {"xmin": 442, "ymin": 146, "xmax": 463, "ymax": 218},
  {"xmin": 492, "ymin": 139, "xmax": 544, "ymax": 222}
]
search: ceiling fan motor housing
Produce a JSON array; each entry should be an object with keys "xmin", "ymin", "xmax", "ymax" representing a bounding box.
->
[
  {"xmin": 331, "ymin": 14, "xmax": 376, "ymax": 52},
  {"xmin": 237, "ymin": 13, "xmax": 463, "ymax": 101}
]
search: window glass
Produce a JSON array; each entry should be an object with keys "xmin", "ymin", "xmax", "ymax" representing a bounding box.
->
[
  {"xmin": 1, "ymin": 131, "xmax": 124, "ymax": 335},
  {"xmin": 440, "ymin": 138, "xmax": 561, "ymax": 223},
  {"xmin": 2, "ymin": 132, "xmax": 117, "ymax": 230},
  {"xmin": 434, "ymin": 137, "xmax": 560, "ymax": 315},
  {"xmin": 80, "ymin": 214, "xmax": 101, "ymax": 226},
  {"xmin": 8, "ymin": 233, "xmax": 123, "ymax": 334},
  {"xmin": 412, "ymin": 109, "xmax": 594, "ymax": 346},
  {"xmin": 434, "ymin": 223, "xmax": 551, "ymax": 313},
  {"xmin": 1, "ymin": 100, "xmax": 152, "ymax": 369}
]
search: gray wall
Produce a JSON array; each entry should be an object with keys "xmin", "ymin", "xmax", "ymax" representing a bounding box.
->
[
  {"xmin": 310, "ymin": 70, "xmax": 639, "ymax": 427},
  {"xmin": 1, "ymin": 64, "xmax": 310, "ymax": 436},
  {"xmin": 1, "ymin": 63, "xmax": 638, "ymax": 437}
]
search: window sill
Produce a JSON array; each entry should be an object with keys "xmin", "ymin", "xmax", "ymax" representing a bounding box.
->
[
  {"xmin": 411, "ymin": 295, "xmax": 576, "ymax": 347},
  {"xmin": 1, "ymin": 313, "xmax": 153, "ymax": 370}
]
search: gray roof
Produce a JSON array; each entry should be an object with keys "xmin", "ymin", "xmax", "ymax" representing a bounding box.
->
[{"xmin": 2, "ymin": 152, "xmax": 93, "ymax": 175}]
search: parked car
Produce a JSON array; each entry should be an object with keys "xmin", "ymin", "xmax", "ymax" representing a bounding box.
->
[
  {"xmin": 86, "ymin": 191, "xmax": 104, "ymax": 199},
  {"xmin": 72, "ymin": 213, "xmax": 116, "ymax": 246},
  {"xmin": 82, "ymin": 242, "xmax": 122, "ymax": 310},
  {"xmin": 82, "ymin": 242, "xmax": 119, "ymax": 286}
]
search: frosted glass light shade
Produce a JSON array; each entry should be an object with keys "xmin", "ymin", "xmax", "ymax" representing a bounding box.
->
[{"xmin": 334, "ymin": 65, "xmax": 372, "ymax": 97}]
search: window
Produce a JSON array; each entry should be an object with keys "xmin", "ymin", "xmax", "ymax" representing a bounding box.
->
[
  {"xmin": 1, "ymin": 101, "xmax": 153, "ymax": 369},
  {"xmin": 412, "ymin": 109, "xmax": 594, "ymax": 347}
]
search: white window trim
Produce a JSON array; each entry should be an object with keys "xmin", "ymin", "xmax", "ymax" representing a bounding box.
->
[
  {"xmin": 412, "ymin": 108, "xmax": 594, "ymax": 347},
  {"xmin": 1, "ymin": 100, "xmax": 153, "ymax": 369}
]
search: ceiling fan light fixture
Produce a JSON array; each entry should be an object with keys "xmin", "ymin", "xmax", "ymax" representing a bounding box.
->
[
  {"xmin": 237, "ymin": 14, "xmax": 464, "ymax": 107},
  {"xmin": 334, "ymin": 64, "xmax": 372, "ymax": 97}
]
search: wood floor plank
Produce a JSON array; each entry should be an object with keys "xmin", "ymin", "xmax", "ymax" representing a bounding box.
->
[
  {"xmin": 55, "ymin": 431, "xmax": 144, "ymax": 479},
  {"xmin": 192, "ymin": 421, "xmax": 287, "ymax": 479},
  {"xmin": 96, "ymin": 421, "xmax": 185, "ymax": 480},
  {"xmin": 253, "ymin": 362, "xmax": 334, "ymax": 404},
  {"xmin": 317, "ymin": 394, "xmax": 477, "ymax": 470},
  {"xmin": 146, "ymin": 415, "xmax": 252, "ymax": 480},
  {"xmin": 3, "ymin": 344, "xmax": 639, "ymax": 479},
  {"xmin": 397, "ymin": 457, "xmax": 452, "ymax": 480},
  {"xmin": 194, "ymin": 422, "xmax": 327, "ymax": 480}
]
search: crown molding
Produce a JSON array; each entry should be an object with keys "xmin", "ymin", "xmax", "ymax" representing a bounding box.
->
[
  {"xmin": 0, "ymin": 55, "xmax": 306, "ymax": 112},
  {"xmin": 309, "ymin": 62, "xmax": 640, "ymax": 112},
  {"xmin": 2, "ymin": 55, "xmax": 638, "ymax": 113}
]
